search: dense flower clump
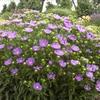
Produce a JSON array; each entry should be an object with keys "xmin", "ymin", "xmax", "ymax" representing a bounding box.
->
[{"xmin": 0, "ymin": 11, "xmax": 100, "ymax": 99}]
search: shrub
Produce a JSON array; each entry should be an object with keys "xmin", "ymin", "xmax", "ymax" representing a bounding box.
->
[
  {"xmin": 76, "ymin": 0, "xmax": 94, "ymax": 17},
  {"xmin": 0, "ymin": 12, "xmax": 100, "ymax": 100}
]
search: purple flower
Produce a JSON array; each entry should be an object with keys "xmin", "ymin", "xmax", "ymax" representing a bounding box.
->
[
  {"xmin": 12, "ymin": 47, "xmax": 22, "ymax": 56},
  {"xmin": 0, "ymin": 44, "xmax": 5, "ymax": 50},
  {"xmin": 1, "ymin": 31, "xmax": 8, "ymax": 37},
  {"xmin": 47, "ymin": 72, "xmax": 56, "ymax": 80},
  {"xmin": 51, "ymin": 42, "xmax": 61, "ymax": 49},
  {"xmin": 33, "ymin": 82, "xmax": 42, "ymax": 91},
  {"xmin": 7, "ymin": 45, "xmax": 14, "ymax": 50},
  {"xmin": 48, "ymin": 60, "xmax": 53, "ymax": 65},
  {"xmin": 76, "ymin": 25, "xmax": 86, "ymax": 32},
  {"xmin": 71, "ymin": 45, "xmax": 80, "ymax": 52},
  {"xmin": 7, "ymin": 31, "xmax": 16, "ymax": 39},
  {"xmin": 75, "ymin": 74, "xmax": 83, "ymax": 81},
  {"xmin": 39, "ymin": 39, "xmax": 48, "ymax": 47},
  {"xmin": 54, "ymin": 50, "xmax": 64, "ymax": 56},
  {"xmin": 16, "ymin": 57, "xmax": 25, "ymax": 64},
  {"xmin": 59, "ymin": 60, "xmax": 67, "ymax": 68},
  {"xmin": 86, "ymin": 71, "xmax": 93, "ymax": 79},
  {"xmin": 10, "ymin": 68, "xmax": 18, "ymax": 75},
  {"xmin": 96, "ymin": 80, "xmax": 100, "ymax": 92},
  {"xmin": 24, "ymin": 28, "xmax": 33, "ymax": 32},
  {"xmin": 48, "ymin": 24, "xmax": 57, "ymax": 29},
  {"xmin": 86, "ymin": 64, "xmax": 98, "ymax": 72},
  {"xmin": 86, "ymin": 32, "xmax": 95, "ymax": 40},
  {"xmin": 70, "ymin": 60, "xmax": 80, "ymax": 66},
  {"xmin": 32, "ymin": 45, "xmax": 40, "ymax": 51},
  {"xmin": 33, "ymin": 66, "xmax": 42, "ymax": 71},
  {"xmin": 67, "ymin": 34, "xmax": 77, "ymax": 41},
  {"xmin": 84, "ymin": 84, "xmax": 91, "ymax": 91},
  {"xmin": 54, "ymin": 14, "xmax": 61, "ymax": 20},
  {"xmin": 26, "ymin": 57, "xmax": 35, "ymax": 66},
  {"xmin": 59, "ymin": 37, "xmax": 68, "ymax": 46},
  {"xmin": 44, "ymin": 29, "xmax": 51, "ymax": 34},
  {"xmin": 4, "ymin": 58, "xmax": 12, "ymax": 66},
  {"xmin": 29, "ymin": 20, "xmax": 37, "ymax": 27}
]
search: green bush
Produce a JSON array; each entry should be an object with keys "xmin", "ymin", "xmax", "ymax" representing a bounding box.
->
[
  {"xmin": 0, "ymin": 12, "xmax": 100, "ymax": 100},
  {"xmin": 76, "ymin": 0, "xmax": 94, "ymax": 17}
]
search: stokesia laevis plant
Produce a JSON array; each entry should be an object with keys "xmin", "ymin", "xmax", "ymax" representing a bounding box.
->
[{"xmin": 0, "ymin": 11, "xmax": 100, "ymax": 100}]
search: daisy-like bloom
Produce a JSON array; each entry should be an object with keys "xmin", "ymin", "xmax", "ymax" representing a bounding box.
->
[
  {"xmin": 24, "ymin": 27, "xmax": 33, "ymax": 32},
  {"xmin": 86, "ymin": 71, "xmax": 93, "ymax": 79},
  {"xmin": 54, "ymin": 49, "xmax": 64, "ymax": 56},
  {"xmin": 76, "ymin": 25, "xmax": 86, "ymax": 33},
  {"xmin": 10, "ymin": 68, "xmax": 18, "ymax": 75},
  {"xmin": 39, "ymin": 39, "xmax": 48, "ymax": 47},
  {"xmin": 71, "ymin": 45, "xmax": 80, "ymax": 52},
  {"xmin": 26, "ymin": 57, "xmax": 35, "ymax": 66},
  {"xmin": 29, "ymin": 20, "xmax": 37, "ymax": 27},
  {"xmin": 86, "ymin": 64, "xmax": 98, "ymax": 72},
  {"xmin": 86, "ymin": 32, "xmax": 95, "ymax": 40},
  {"xmin": 96, "ymin": 80, "xmax": 100, "ymax": 92},
  {"xmin": 33, "ymin": 66, "xmax": 42, "ymax": 71},
  {"xmin": 47, "ymin": 72, "xmax": 56, "ymax": 80},
  {"xmin": 70, "ymin": 60, "xmax": 80, "ymax": 66},
  {"xmin": 16, "ymin": 57, "xmax": 25, "ymax": 64},
  {"xmin": 44, "ymin": 29, "xmax": 51, "ymax": 34},
  {"xmin": 7, "ymin": 31, "xmax": 16, "ymax": 39},
  {"xmin": 84, "ymin": 84, "xmax": 91, "ymax": 91},
  {"xmin": 12, "ymin": 47, "xmax": 22, "ymax": 56},
  {"xmin": 54, "ymin": 14, "xmax": 61, "ymax": 20},
  {"xmin": 59, "ymin": 60, "xmax": 67, "ymax": 68},
  {"xmin": 59, "ymin": 37, "xmax": 68, "ymax": 46},
  {"xmin": 33, "ymin": 82, "xmax": 42, "ymax": 91},
  {"xmin": 47, "ymin": 24, "xmax": 57, "ymax": 29},
  {"xmin": 67, "ymin": 34, "xmax": 77, "ymax": 41},
  {"xmin": 51, "ymin": 42, "xmax": 61, "ymax": 49},
  {"xmin": 0, "ymin": 44, "xmax": 5, "ymax": 50},
  {"xmin": 32, "ymin": 45, "xmax": 40, "ymax": 51},
  {"xmin": 75, "ymin": 74, "xmax": 83, "ymax": 81},
  {"xmin": 4, "ymin": 58, "xmax": 12, "ymax": 66}
]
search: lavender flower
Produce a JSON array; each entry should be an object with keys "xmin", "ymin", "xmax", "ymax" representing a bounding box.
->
[
  {"xmin": 84, "ymin": 84, "xmax": 91, "ymax": 91},
  {"xmin": 39, "ymin": 39, "xmax": 48, "ymax": 47},
  {"xmin": 54, "ymin": 50, "xmax": 64, "ymax": 56},
  {"xmin": 44, "ymin": 29, "xmax": 51, "ymax": 34},
  {"xmin": 12, "ymin": 47, "xmax": 22, "ymax": 56},
  {"xmin": 29, "ymin": 20, "xmax": 37, "ymax": 27},
  {"xmin": 54, "ymin": 14, "xmax": 61, "ymax": 20},
  {"xmin": 59, "ymin": 37, "xmax": 68, "ymax": 46},
  {"xmin": 71, "ymin": 45, "xmax": 80, "ymax": 52},
  {"xmin": 33, "ymin": 82, "xmax": 42, "ymax": 91},
  {"xmin": 16, "ymin": 57, "xmax": 25, "ymax": 64},
  {"xmin": 24, "ymin": 28, "xmax": 33, "ymax": 32},
  {"xmin": 67, "ymin": 34, "xmax": 77, "ymax": 41},
  {"xmin": 75, "ymin": 74, "xmax": 83, "ymax": 81},
  {"xmin": 86, "ymin": 64, "xmax": 98, "ymax": 72},
  {"xmin": 70, "ymin": 60, "xmax": 80, "ymax": 66},
  {"xmin": 51, "ymin": 42, "xmax": 61, "ymax": 49},
  {"xmin": 86, "ymin": 71, "xmax": 93, "ymax": 79},
  {"xmin": 86, "ymin": 32, "xmax": 95, "ymax": 40},
  {"xmin": 26, "ymin": 57, "xmax": 35, "ymax": 66},
  {"xmin": 48, "ymin": 24, "xmax": 57, "ymax": 29},
  {"xmin": 76, "ymin": 25, "xmax": 85, "ymax": 32},
  {"xmin": 96, "ymin": 80, "xmax": 100, "ymax": 92},
  {"xmin": 0, "ymin": 44, "xmax": 5, "ymax": 50},
  {"xmin": 32, "ymin": 45, "xmax": 40, "ymax": 51},
  {"xmin": 59, "ymin": 60, "xmax": 67, "ymax": 68},
  {"xmin": 7, "ymin": 31, "xmax": 16, "ymax": 39},
  {"xmin": 10, "ymin": 68, "xmax": 18, "ymax": 75},
  {"xmin": 47, "ymin": 72, "xmax": 56, "ymax": 80},
  {"xmin": 4, "ymin": 58, "xmax": 12, "ymax": 66}
]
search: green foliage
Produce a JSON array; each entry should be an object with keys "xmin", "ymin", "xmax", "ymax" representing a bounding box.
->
[
  {"xmin": 76, "ymin": 0, "xmax": 94, "ymax": 17},
  {"xmin": 7, "ymin": 2, "xmax": 16, "ymax": 12},
  {"xmin": 2, "ymin": 4, "xmax": 7, "ymax": 13}
]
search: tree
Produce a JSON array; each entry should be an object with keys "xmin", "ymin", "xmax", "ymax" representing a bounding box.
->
[{"xmin": 2, "ymin": 4, "xmax": 7, "ymax": 13}]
